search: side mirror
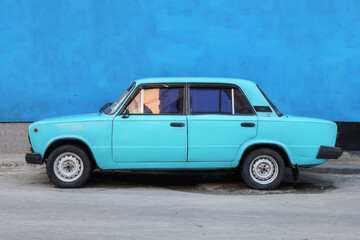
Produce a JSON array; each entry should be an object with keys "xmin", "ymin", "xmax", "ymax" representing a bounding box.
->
[{"xmin": 121, "ymin": 109, "xmax": 130, "ymax": 118}]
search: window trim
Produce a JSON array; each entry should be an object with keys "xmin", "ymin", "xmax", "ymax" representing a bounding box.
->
[
  {"xmin": 186, "ymin": 83, "xmax": 255, "ymax": 116},
  {"xmin": 231, "ymin": 88, "xmax": 235, "ymax": 115},
  {"xmin": 118, "ymin": 83, "xmax": 186, "ymax": 116}
]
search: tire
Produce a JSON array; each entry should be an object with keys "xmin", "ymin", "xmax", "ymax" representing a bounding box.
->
[
  {"xmin": 240, "ymin": 148, "xmax": 285, "ymax": 190},
  {"xmin": 46, "ymin": 145, "xmax": 92, "ymax": 188}
]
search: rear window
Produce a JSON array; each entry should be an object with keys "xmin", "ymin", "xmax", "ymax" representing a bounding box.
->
[{"xmin": 257, "ymin": 85, "xmax": 283, "ymax": 117}]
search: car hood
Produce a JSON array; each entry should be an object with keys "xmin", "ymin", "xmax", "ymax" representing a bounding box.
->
[{"xmin": 31, "ymin": 113, "xmax": 108, "ymax": 126}]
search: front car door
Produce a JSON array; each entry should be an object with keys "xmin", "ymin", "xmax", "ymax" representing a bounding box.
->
[
  {"xmin": 187, "ymin": 83, "xmax": 257, "ymax": 162},
  {"xmin": 112, "ymin": 83, "xmax": 187, "ymax": 163}
]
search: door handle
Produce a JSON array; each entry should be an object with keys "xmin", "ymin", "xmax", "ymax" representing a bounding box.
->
[
  {"xmin": 170, "ymin": 122, "xmax": 185, "ymax": 127},
  {"xmin": 241, "ymin": 122, "xmax": 255, "ymax": 127}
]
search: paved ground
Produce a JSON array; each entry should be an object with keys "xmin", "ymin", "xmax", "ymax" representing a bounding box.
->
[{"xmin": 0, "ymin": 154, "xmax": 360, "ymax": 239}]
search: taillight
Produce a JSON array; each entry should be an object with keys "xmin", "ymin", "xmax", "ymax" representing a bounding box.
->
[
  {"xmin": 337, "ymin": 131, "xmax": 340, "ymax": 139},
  {"xmin": 29, "ymin": 147, "xmax": 33, "ymax": 153}
]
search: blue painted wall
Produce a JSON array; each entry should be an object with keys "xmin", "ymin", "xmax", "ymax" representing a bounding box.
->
[{"xmin": 1, "ymin": 0, "xmax": 359, "ymax": 122}]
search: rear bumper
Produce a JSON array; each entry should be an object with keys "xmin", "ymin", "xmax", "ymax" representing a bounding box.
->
[
  {"xmin": 316, "ymin": 146, "xmax": 343, "ymax": 159},
  {"xmin": 25, "ymin": 153, "xmax": 43, "ymax": 165}
]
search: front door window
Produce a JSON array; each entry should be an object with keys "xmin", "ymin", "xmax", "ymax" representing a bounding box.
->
[{"xmin": 127, "ymin": 87, "xmax": 184, "ymax": 114}]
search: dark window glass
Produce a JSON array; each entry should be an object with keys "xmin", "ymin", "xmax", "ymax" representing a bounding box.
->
[
  {"xmin": 234, "ymin": 89, "xmax": 254, "ymax": 115},
  {"xmin": 190, "ymin": 88, "xmax": 232, "ymax": 114},
  {"xmin": 158, "ymin": 88, "xmax": 183, "ymax": 113},
  {"xmin": 221, "ymin": 90, "xmax": 232, "ymax": 113}
]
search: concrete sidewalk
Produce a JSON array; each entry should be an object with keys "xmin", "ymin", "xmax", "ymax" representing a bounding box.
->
[
  {"xmin": 0, "ymin": 154, "xmax": 35, "ymax": 169},
  {"xmin": 1, "ymin": 151, "xmax": 360, "ymax": 173},
  {"xmin": 302, "ymin": 151, "xmax": 360, "ymax": 174}
]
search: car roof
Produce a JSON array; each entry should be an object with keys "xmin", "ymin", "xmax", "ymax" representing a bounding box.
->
[{"xmin": 134, "ymin": 77, "xmax": 256, "ymax": 86}]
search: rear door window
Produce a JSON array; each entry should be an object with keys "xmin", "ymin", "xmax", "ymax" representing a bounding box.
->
[{"xmin": 189, "ymin": 86, "xmax": 254, "ymax": 115}]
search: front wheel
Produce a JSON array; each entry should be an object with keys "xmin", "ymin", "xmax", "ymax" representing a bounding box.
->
[
  {"xmin": 240, "ymin": 148, "xmax": 285, "ymax": 190},
  {"xmin": 46, "ymin": 145, "xmax": 92, "ymax": 188}
]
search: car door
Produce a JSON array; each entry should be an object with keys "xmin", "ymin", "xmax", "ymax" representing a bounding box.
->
[
  {"xmin": 187, "ymin": 84, "xmax": 257, "ymax": 162},
  {"xmin": 112, "ymin": 83, "xmax": 187, "ymax": 163}
]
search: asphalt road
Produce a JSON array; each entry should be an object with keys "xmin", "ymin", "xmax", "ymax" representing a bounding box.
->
[{"xmin": 0, "ymin": 164, "xmax": 359, "ymax": 240}]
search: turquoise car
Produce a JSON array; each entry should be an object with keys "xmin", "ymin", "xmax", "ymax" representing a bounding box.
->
[{"xmin": 25, "ymin": 78, "xmax": 342, "ymax": 189}]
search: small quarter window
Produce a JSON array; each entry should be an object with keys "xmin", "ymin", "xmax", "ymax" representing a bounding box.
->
[{"xmin": 233, "ymin": 88, "xmax": 254, "ymax": 115}]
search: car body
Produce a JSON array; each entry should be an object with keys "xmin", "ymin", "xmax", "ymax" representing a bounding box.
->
[{"xmin": 25, "ymin": 77, "xmax": 342, "ymax": 189}]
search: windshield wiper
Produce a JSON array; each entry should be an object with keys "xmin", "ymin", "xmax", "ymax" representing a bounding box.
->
[{"xmin": 99, "ymin": 103, "xmax": 112, "ymax": 114}]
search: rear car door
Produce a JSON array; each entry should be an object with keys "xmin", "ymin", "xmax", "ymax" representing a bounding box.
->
[
  {"xmin": 187, "ymin": 84, "xmax": 257, "ymax": 162},
  {"xmin": 112, "ymin": 84, "xmax": 187, "ymax": 163}
]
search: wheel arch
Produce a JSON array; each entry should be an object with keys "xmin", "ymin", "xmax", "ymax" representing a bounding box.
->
[
  {"xmin": 238, "ymin": 143, "xmax": 293, "ymax": 168},
  {"xmin": 43, "ymin": 138, "xmax": 99, "ymax": 168}
]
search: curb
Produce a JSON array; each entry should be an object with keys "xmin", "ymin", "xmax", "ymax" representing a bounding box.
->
[{"xmin": 0, "ymin": 162, "xmax": 44, "ymax": 170}]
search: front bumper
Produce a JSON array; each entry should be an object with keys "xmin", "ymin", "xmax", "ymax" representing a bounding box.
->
[
  {"xmin": 316, "ymin": 145, "xmax": 343, "ymax": 159},
  {"xmin": 25, "ymin": 153, "xmax": 43, "ymax": 165}
]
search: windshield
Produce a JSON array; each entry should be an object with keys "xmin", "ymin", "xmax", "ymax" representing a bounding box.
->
[
  {"xmin": 257, "ymin": 85, "xmax": 283, "ymax": 117},
  {"xmin": 104, "ymin": 82, "xmax": 136, "ymax": 115}
]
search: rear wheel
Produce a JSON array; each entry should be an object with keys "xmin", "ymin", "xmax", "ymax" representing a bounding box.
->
[
  {"xmin": 240, "ymin": 148, "xmax": 285, "ymax": 190},
  {"xmin": 46, "ymin": 145, "xmax": 92, "ymax": 188}
]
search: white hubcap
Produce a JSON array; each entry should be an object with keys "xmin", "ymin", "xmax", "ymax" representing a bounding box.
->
[
  {"xmin": 54, "ymin": 152, "xmax": 84, "ymax": 182},
  {"xmin": 249, "ymin": 155, "xmax": 279, "ymax": 185}
]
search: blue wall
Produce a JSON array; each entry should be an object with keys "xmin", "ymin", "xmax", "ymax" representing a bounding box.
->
[{"xmin": 1, "ymin": 0, "xmax": 359, "ymax": 122}]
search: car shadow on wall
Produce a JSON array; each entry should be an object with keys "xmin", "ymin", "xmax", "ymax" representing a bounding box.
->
[{"xmin": 86, "ymin": 169, "xmax": 335, "ymax": 195}]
